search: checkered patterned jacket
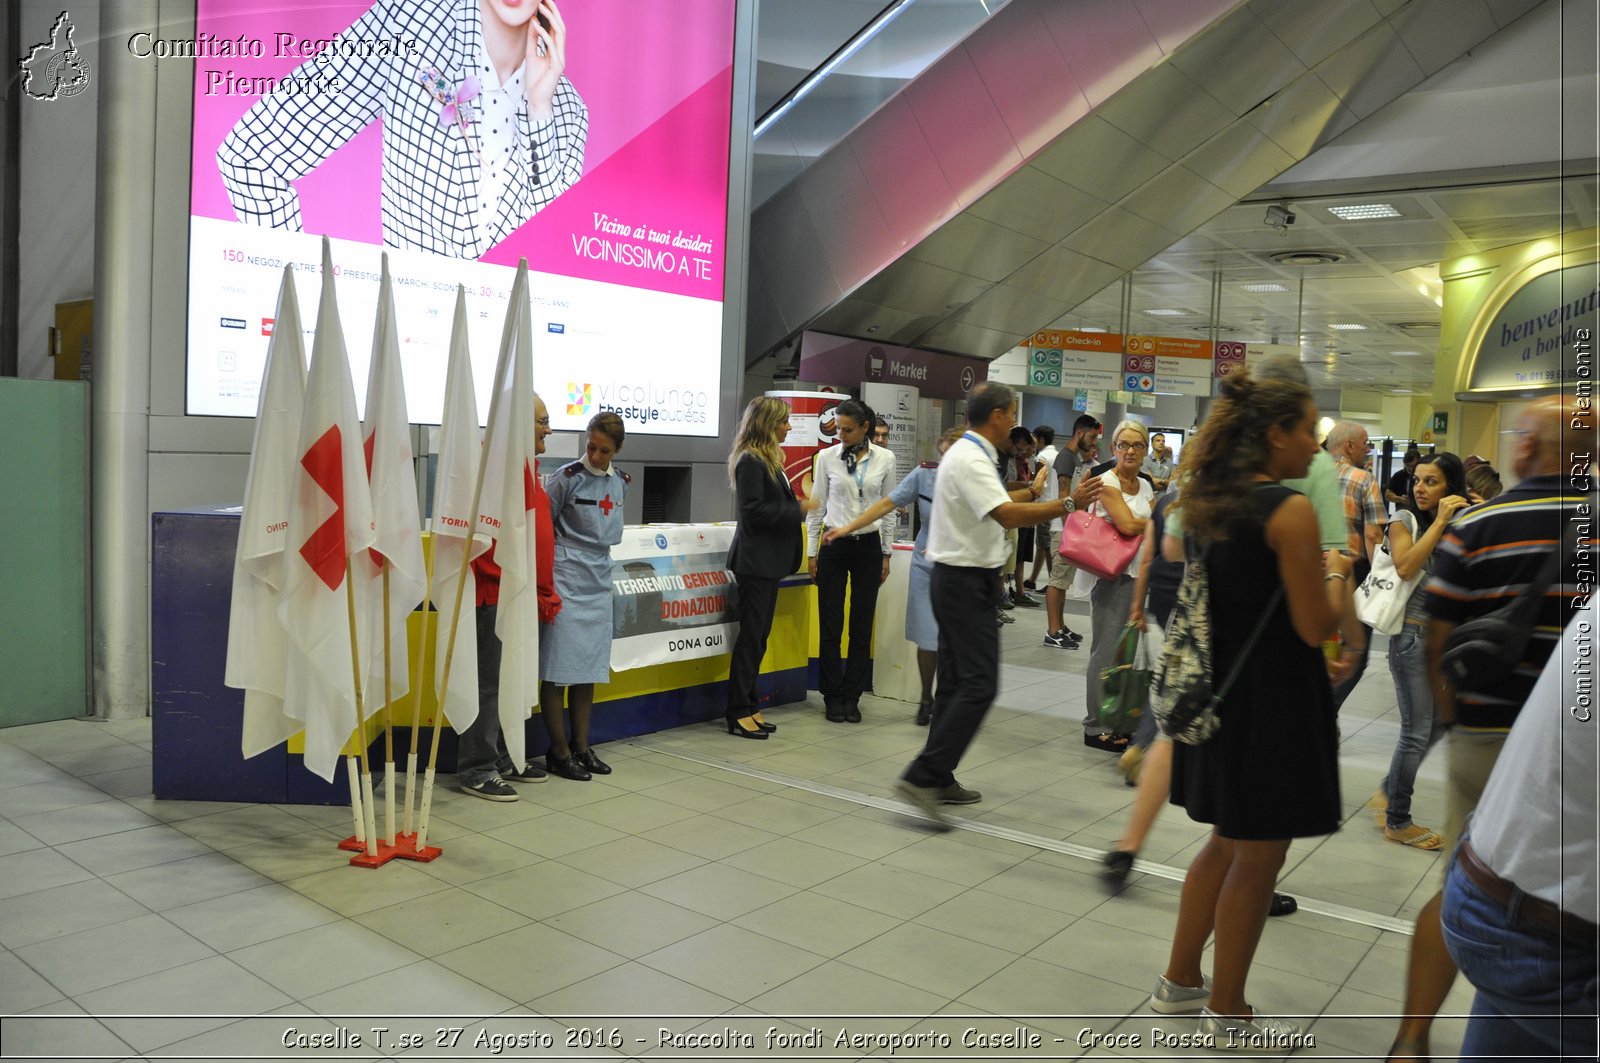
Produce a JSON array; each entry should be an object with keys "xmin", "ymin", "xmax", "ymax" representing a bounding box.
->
[{"xmin": 217, "ymin": 0, "xmax": 587, "ymax": 258}]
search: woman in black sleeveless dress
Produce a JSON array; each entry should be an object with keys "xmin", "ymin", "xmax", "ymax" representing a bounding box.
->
[{"xmin": 1150, "ymin": 367, "xmax": 1356, "ymax": 1048}]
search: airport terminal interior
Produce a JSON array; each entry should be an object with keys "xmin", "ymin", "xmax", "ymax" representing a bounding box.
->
[{"xmin": 0, "ymin": 0, "xmax": 1594, "ymax": 1059}]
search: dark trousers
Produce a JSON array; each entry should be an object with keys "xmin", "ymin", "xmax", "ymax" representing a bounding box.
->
[
  {"xmin": 815, "ymin": 535, "xmax": 883, "ymax": 701},
  {"xmin": 456, "ymin": 604, "xmax": 515, "ymax": 786},
  {"xmin": 904, "ymin": 564, "xmax": 999, "ymax": 789},
  {"xmin": 726, "ymin": 574, "xmax": 780, "ymax": 715}
]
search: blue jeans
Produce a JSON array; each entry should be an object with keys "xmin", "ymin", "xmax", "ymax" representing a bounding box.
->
[
  {"xmin": 1442, "ymin": 838, "xmax": 1597, "ymax": 1062},
  {"xmin": 1383, "ymin": 625, "xmax": 1444, "ymax": 830}
]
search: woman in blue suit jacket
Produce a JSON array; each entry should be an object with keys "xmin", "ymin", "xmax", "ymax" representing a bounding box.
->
[{"xmin": 725, "ymin": 397, "xmax": 819, "ymax": 739}]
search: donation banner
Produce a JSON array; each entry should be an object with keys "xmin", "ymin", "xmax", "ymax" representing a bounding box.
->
[{"xmin": 610, "ymin": 524, "xmax": 737, "ymax": 670}]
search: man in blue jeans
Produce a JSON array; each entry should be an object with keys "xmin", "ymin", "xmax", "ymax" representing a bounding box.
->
[{"xmin": 1440, "ymin": 597, "xmax": 1595, "ymax": 1061}]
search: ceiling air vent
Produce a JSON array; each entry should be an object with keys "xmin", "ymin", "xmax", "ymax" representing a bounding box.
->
[
  {"xmin": 1269, "ymin": 251, "xmax": 1344, "ymax": 266},
  {"xmin": 1392, "ymin": 321, "xmax": 1441, "ymax": 333}
]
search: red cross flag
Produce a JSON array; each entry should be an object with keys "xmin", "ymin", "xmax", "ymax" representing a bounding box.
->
[
  {"xmin": 430, "ymin": 286, "xmax": 491, "ymax": 732},
  {"xmin": 226, "ymin": 265, "xmax": 307, "ymax": 759},
  {"xmin": 474, "ymin": 261, "xmax": 540, "ymax": 769},
  {"xmin": 279, "ymin": 238, "xmax": 378, "ymax": 782},
  {"xmin": 360, "ymin": 254, "xmax": 426, "ymax": 706}
]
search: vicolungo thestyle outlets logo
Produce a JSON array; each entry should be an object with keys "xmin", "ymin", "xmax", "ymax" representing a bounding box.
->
[{"xmin": 19, "ymin": 11, "xmax": 91, "ymax": 101}]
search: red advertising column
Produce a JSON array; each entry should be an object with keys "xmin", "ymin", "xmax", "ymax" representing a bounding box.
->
[{"xmin": 765, "ymin": 390, "xmax": 847, "ymax": 500}]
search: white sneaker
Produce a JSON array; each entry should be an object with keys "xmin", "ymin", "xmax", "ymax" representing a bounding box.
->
[
  {"xmin": 1148, "ymin": 974, "xmax": 1211, "ymax": 1014},
  {"xmin": 1199, "ymin": 1007, "xmax": 1308, "ymax": 1052}
]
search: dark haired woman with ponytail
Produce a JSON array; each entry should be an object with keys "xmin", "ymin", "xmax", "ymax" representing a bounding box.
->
[{"xmin": 1151, "ymin": 369, "xmax": 1355, "ymax": 1043}]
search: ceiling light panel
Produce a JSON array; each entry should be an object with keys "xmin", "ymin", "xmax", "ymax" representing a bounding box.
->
[
  {"xmin": 1141, "ymin": 308, "xmax": 1187, "ymax": 316},
  {"xmin": 1240, "ymin": 283, "xmax": 1289, "ymax": 292},
  {"xmin": 1329, "ymin": 323, "xmax": 1368, "ymax": 330},
  {"xmin": 1327, "ymin": 203, "xmax": 1402, "ymax": 220}
]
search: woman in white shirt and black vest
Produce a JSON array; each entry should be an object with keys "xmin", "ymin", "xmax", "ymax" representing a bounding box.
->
[{"xmin": 805, "ymin": 399, "xmax": 895, "ymax": 723}]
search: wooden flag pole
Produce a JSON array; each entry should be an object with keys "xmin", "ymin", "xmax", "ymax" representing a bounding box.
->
[
  {"xmin": 416, "ymin": 500, "xmax": 481, "ymax": 853},
  {"xmin": 381, "ymin": 569, "xmax": 396, "ymax": 846},
  {"xmin": 344, "ymin": 758, "xmax": 365, "ymax": 848},
  {"xmin": 343, "ymin": 559, "xmax": 379, "ymax": 859},
  {"xmin": 403, "ymin": 549, "xmax": 433, "ymax": 838},
  {"xmin": 416, "ymin": 268, "xmax": 527, "ymax": 853}
]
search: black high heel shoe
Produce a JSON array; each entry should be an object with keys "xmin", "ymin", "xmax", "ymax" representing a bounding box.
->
[
  {"xmin": 726, "ymin": 715, "xmax": 769, "ymax": 740},
  {"xmin": 752, "ymin": 714, "xmax": 777, "ymax": 733}
]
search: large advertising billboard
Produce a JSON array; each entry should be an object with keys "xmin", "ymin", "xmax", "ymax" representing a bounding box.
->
[{"xmin": 183, "ymin": 0, "xmax": 736, "ymax": 435}]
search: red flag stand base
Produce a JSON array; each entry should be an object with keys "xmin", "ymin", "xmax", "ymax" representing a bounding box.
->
[
  {"xmin": 337, "ymin": 835, "xmax": 367, "ymax": 853},
  {"xmin": 346, "ymin": 839, "xmax": 400, "ymax": 868},
  {"xmin": 391, "ymin": 831, "xmax": 443, "ymax": 862}
]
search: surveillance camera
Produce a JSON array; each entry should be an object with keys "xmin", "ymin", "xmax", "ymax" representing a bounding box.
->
[{"xmin": 1264, "ymin": 205, "xmax": 1295, "ymax": 228}]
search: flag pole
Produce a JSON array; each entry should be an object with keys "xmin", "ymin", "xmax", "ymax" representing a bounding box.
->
[
  {"xmin": 403, "ymin": 548, "xmax": 433, "ymax": 838},
  {"xmin": 381, "ymin": 568, "xmax": 396, "ymax": 847},
  {"xmin": 416, "ymin": 267, "xmax": 526, "ymax": 852},
  {"xmin": 343, "ymin": 559, "xmax": 379, "ymax": 858},
  {"xmin": 345, "ymin": 758, "xmax": 365, "ymax": 849}
]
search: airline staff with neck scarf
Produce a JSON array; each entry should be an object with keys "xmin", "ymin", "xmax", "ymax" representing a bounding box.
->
[{"xmin": 805, "ymin": 399, "xmax": 895, "ymax": 723}]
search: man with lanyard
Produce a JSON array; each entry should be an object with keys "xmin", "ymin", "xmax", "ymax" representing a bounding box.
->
[
  {"xmin": 1326, "ymin": 421, "xmax": 1386, "ymax": 709},
  {"xmin": 1141, "ymin": 432, "xmax": 1174, "ymax": 493},
  {"xmin": 1044, "ymin": 415, "xmax": 1102, "ymax": 648},
  {"xmin": 807, "ymin": 399, "xmax": 895, "ymax": 723},
  {"xmin": 895, "ymin": 383, "xmax": 1101, "ymax": 826}
]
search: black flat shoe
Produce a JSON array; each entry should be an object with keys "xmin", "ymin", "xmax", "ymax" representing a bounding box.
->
[
  {"xmin": 1268, "ymin": 892, "xmax": 1297, "ymax": 917},
  {"xmin": 915, "ymin": 700, "xmax": 932, "ymax": 726},
  {"xmin": 844, "ymin": 700, "xmax": 862, "ymax": 723},
  {"xmin": 726, "ymin": 715, "xmax": 769, "ymax": 740},
  {"xmin": 1102, "ymin": 849, "xmax": 1135, "ymax": 885},
  {"xmin": 573, "ymin": 748, "xmax": 612, "ymax": 775},
  {"xmin": 545, "ymin": 753, "xmax": 592, "ymax": 781}
]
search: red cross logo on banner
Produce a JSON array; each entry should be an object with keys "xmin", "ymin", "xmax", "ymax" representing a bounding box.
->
[
  {"xmin": 299, "ymin": 425, "xmax": 346, "ymax": 591},
  {"xmin": 598, "ymin": 495, "xmax": 615, "ymax": 516}
]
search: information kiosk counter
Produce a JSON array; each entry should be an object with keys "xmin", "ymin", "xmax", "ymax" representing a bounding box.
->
[{"xmin": 150, "ymin": 511, "xmax": 822, "ymax": 803}]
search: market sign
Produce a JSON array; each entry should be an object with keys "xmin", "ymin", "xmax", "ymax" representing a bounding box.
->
[
  {"xmin": 799, "ymin": 332, "xmax": 987, "ymax": 399},
  {"xmin": 1465, "ymin": 262, "xmax": 1599, "ymax": 394}
]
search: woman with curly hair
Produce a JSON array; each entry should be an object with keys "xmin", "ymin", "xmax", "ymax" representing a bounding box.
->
[{"xmin": 1149, "ymin": 368, "xmax": 1355, "ymax": 1045}]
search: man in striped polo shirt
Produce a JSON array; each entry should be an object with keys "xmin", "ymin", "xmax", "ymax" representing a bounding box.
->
[{"xmin": 1386, "ymin": 394, "xmax": 1595, "ymax": 1063}]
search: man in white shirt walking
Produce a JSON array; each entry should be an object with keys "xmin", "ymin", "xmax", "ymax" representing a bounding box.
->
[
  {"xmin": 896, "ymin": 383, "xmax": 1099, "ymax": 826},
  {"xmin": 807, "ymin": 399, "xmax": 895, "ymax": 722}
]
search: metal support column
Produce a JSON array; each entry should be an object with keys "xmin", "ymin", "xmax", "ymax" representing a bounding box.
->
[{"xmin": 91, "ymin": 0, "xmax": 159, "ymax": 719}]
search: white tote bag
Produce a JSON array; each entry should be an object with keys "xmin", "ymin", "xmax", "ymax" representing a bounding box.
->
[{"xmin": 1354, "ymin": 540, "xmax": 1425, "ymax": 635}]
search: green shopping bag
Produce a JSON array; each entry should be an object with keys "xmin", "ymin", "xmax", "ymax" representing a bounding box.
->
[{"xmin": 1099, "ymin": 622, "xmax": 1150, "ymax": 735}]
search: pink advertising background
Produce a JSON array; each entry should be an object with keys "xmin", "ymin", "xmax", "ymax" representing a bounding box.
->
[{"xmin": 190, "ymin": 0, "xmax": 736, "ymax": 298}]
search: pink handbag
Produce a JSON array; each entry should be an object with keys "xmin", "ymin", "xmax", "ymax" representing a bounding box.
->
[{"xmin": 1058, "ymin": 509, "xmax": 1142, "ymax": 581}]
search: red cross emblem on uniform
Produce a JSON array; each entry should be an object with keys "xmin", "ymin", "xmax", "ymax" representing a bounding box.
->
[{"xmin": 598, "ymin": 494, "xmax": 615, "ymax": 516}]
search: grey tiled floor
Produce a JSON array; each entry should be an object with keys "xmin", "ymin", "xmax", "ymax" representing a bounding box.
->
[{"xmin": 0, "ymin": 618, "xmax": 1476, "ymax": 1061}]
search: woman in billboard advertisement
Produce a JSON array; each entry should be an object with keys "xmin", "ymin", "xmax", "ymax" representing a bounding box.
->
[{"xmin": 217, "ymin": 0, "xmax": 588, "ymax": 258}]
